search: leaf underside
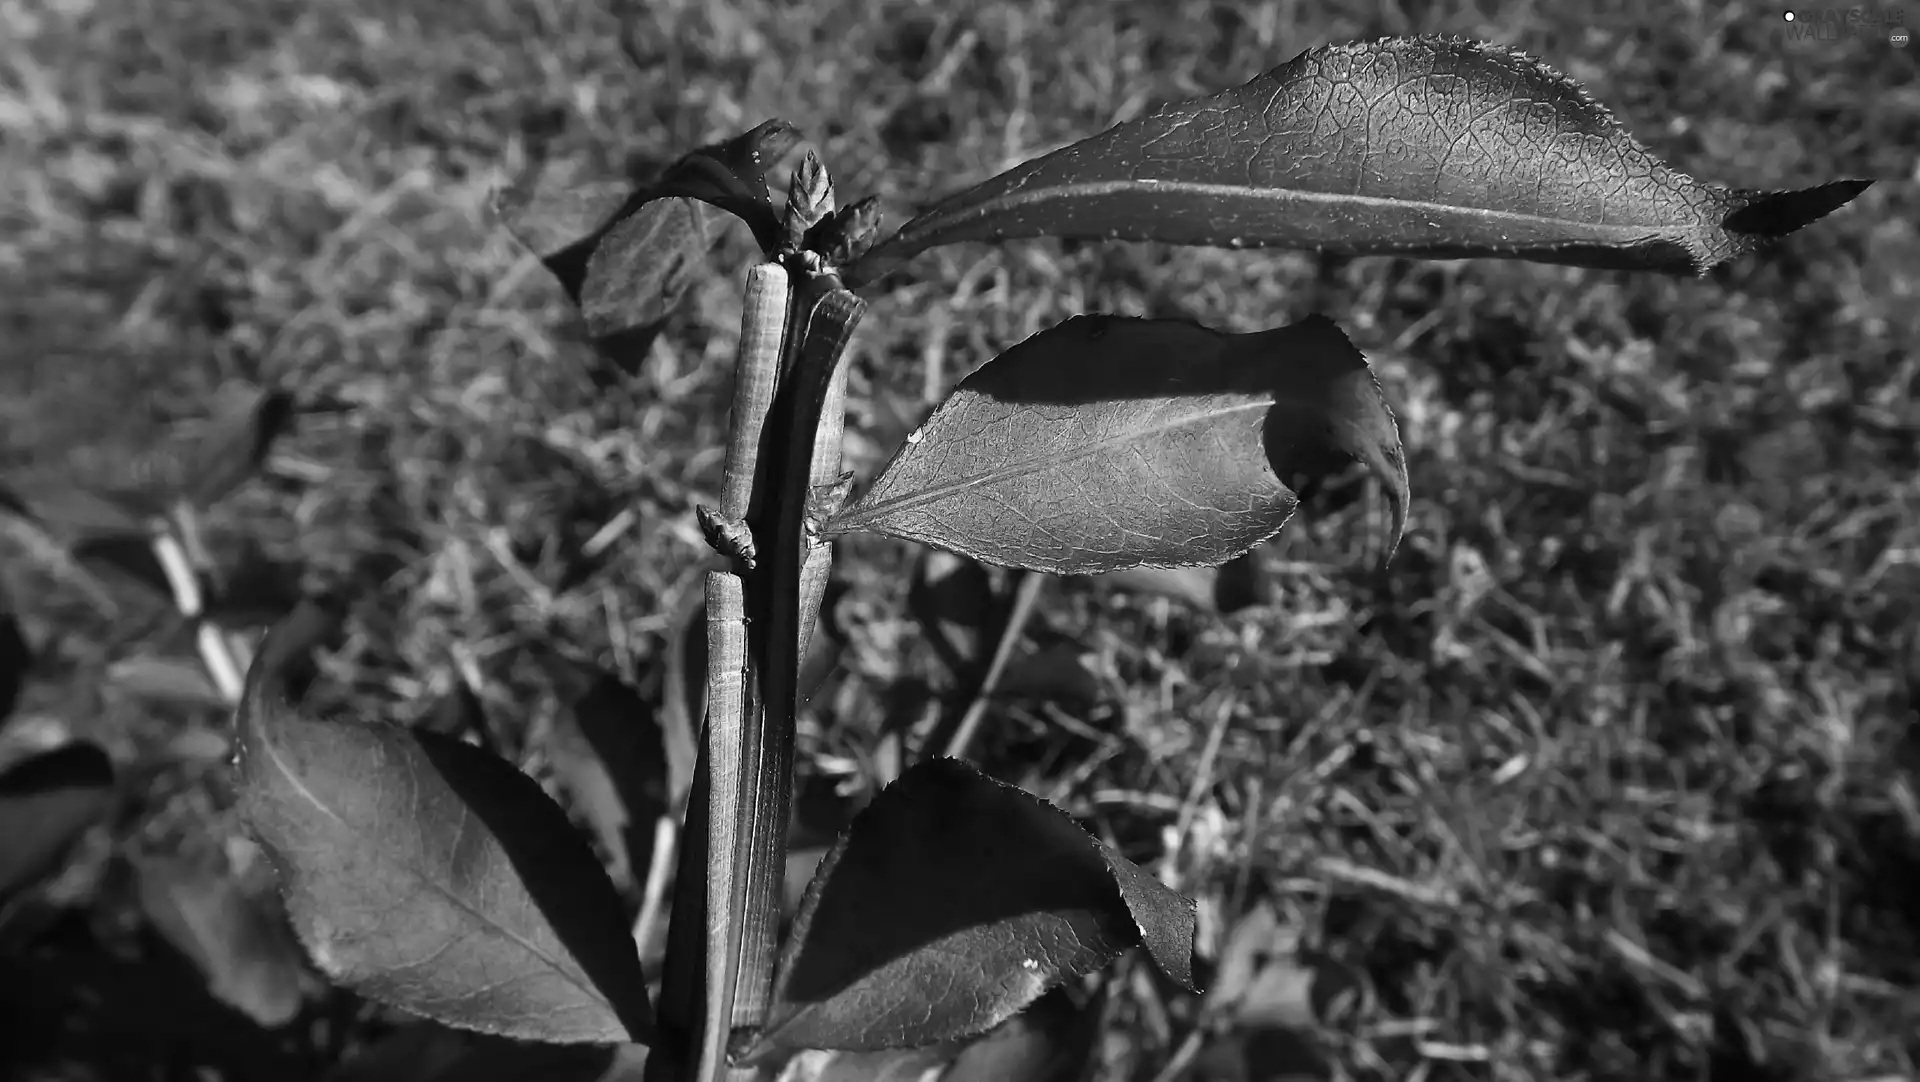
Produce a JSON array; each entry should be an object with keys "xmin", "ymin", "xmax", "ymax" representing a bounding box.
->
[
  {"xmin": 854, "ymin": 35, "xmax": 1871, "ymax": 279},
  {"xmin": 234, "ymin": 616, "xmax": 652, "ymax": 1045},
  {"xmin": 742, "ymin": 757, "xmax": 1194, "ymax": 1062},
  {"xmin": 823, "ymin": 313, "xmax": 1406, "ymax": 575}
]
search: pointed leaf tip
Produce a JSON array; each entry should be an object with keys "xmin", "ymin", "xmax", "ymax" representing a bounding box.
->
[
  {"xmin": 856, "ymin": 36, "xmax": 1871, "ymax": 276},
  {"xmin": 825, "ymin": 314, "xmax": 1402, "ymax": 577},
  {"xmin": 1721, "ymin": 179, "xmax": 1874, "ymax": 238},
  {"xmin": 745, "ymin": 757, "xmax": 1194, "ymax": 1061}
]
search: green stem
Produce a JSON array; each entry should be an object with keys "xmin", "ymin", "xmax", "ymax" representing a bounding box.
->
[{"xmin": 721, "ymin": 276, "xmax": 865, "ymax": 1065}]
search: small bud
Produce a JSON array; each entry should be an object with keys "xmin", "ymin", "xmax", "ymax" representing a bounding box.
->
[
  {"xmin": 696, "ymin": 504, "xmax": 758, "ymax": 570},
  {"xmin": 804, "ymin": 472, "xmax": 857, "ymax": 537},
  {"xmin": 803, "ymin": 196, "xmax": 885, "ymax": 268},
  {"xmin": 783, "ymin": 152, "xmax": 835, "ymax": 252}
]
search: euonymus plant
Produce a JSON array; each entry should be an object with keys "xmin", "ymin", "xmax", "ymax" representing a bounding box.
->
[{"xmin": 230, "ymin": 36, "xmax": 1870, "ymax": 1082}]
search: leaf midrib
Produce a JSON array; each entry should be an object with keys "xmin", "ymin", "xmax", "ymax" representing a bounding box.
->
[
  {"xmin": 256, "ymin": 720, "xmax": 609, "ymax": 1014},
  {"xmin": 902, "ymin": 178, "xmax": 1673, "ymax": 242},
  {"xmin": 834, "ymin": 395, "xmax": 1267, "ymax": 530}
]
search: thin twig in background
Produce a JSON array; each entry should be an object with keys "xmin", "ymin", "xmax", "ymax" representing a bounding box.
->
[{"xmin": 942, "ymin": 569, "xmax": 1046, "ymax": 761}]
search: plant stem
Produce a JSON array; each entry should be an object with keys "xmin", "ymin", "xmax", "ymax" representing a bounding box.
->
[
  {"xmin": 720, "ymin": 276, "xmax": 864, "ymax": 1067},
  {"xmin": 652, "ymin": 263, "xmax": 790, "ymax": 1082}
]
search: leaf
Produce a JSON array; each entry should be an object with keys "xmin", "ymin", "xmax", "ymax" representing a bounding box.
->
[
  {"xmin": 779, "ymin": 1045, "xmax": 958, "ymax": 1082},
  {"xmin": 542, "ymin": 658, "xmax": 668, "ymax": 894},
  {"xmin": 0, "ymin": 740, "xmax": 114, "ymax": 900},
  {"xmin": 741, "ymin": 757, "xmax": 1194, "ymax": 1062},
  {"xmin": 491, "ymin": 164, "xmax": 638, "ymax": 290},
  {"xmin": 578, "ymin": 195, "xmax": 718, "ymax": 374},
  {"xmin": 182, "ymin": 381, "xmax": 298, "ymax": 509},
  {"xmin": 941, "ymin": 987, "xmax": 1103, "ymax": 1082},
  {"xmin": 133, "ymin": 852, "xmax": 308, "ymax": 1027},
  {"xmin": 203, "ymin": 542, "xmax": 309, "ymax": 629},
  {"xmin": 0, "ymin": 952, "xmax": 313, "ymax": 1081},
  {"xmin": 0, "ymin": 605, "xmax": 27, "ymax": 724},
  {"xmin": 908, "ymin": 550, "xmax": 998, "ymax": 688},
  {"xmin": 325, "ymin": 1026, "xmax": 633, "ymax": 1082},
  {"xmin": 1088, "ymin": 550, "xmax": 1270, "ymax": 615},
  {"xmin": 421, "ymin": 680, "xmax": 489, "ymax": 742},
  {"xmin": 322, "ymin": 1022, "xmax": 473, "ymax": 1082},
  {"xmin": 109, "ymin": 653, "xmax": 227, "ymax": 710},
  {"xmin": 1196, "ymin": 903, "xmax": 1370, "ymax": 1082},
  {"xmin": 652, "ymin": 118, "xmax": 806, "ymax": 252},
  {"xmin": 852, "ymin": 36, "xmax": 1870, "ymax": 280},
  {"xmin": 234, "ymin": 614, "xmax": 653, "ymax": 1044},
  {"xmin": 823, "ymin": 314, "xmax": 1406, "ymax": 574}
]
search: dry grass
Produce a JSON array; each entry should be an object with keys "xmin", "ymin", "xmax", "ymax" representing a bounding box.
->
[{"xmin": 3, "ymin": 0, "xmax": 1918, "ymax": 1079}]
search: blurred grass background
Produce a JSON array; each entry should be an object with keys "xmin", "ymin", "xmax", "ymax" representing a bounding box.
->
[{"xmin": 3, "ymin": 0, "xmax": 1917, "ymax": 1079}]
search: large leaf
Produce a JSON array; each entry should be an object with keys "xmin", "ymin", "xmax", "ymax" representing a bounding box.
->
[
  {"xmin": 822, "ymin": 314, "xmax": 1405, "ymax": 574},
  {"xmin": 852, "ymin": 36, "xmax": 1870, "ymax": 280},
  {"xmin": 739, "ymin": 757, "xmax": 1195, "ymax": 1062},
  {"xmin": 234, "ymin": 613, "xmax": 653, "ymax": 1044},
  {"xmin": 0, "ymin": 740, "xmax": 115, "ymax": 901}
]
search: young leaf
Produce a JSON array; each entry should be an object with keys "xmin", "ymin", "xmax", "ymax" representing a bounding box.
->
[
  {"xmin": 853, "ymin": 36, "xmax": 1870, "ymax": 279},
  {"xmin": 234, "ymin": 615, "xmax": 653, "ymax": 1044},
  {"xmin": 0, "ymin": 740, "xmax": 115, "ymax": 900},
  {"xmin": 579, "ymin": 196, "xmax": 718, "ymax": 372},
  {"xmin": 823, "ymin": 314, "xmax": 1405, "ymax": 574},
  {"xmin": 542, "ymin": 657, "xmax": 669, "ymax": 893},
  {"xmin": 491, "ymin": 166, "xmax": 638, "ymax": 299},
  {"xmin": 133, "ymin": 853, "xmax": 308, "ymax": 1027},
  {"xmin": 740, "ymin": 757, "xmax": 1195, "ymax": 1062},
  {"xmin": 651, "ymin": 119, "xmax": 805, "ymax": 253}
]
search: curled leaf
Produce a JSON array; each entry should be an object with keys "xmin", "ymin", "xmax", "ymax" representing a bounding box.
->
[
  {"xmin": 823, "ymin": 314, "xmax": 1405, "ymax": 574},
  {"xmin": 234, "ymin": 615, "xmax": 653, "ymax": 1044},
  {"xmin": 741, "ymin": 757, "xmax": 1194, "ymax": 1062},
  {"xmin": 854, "ymin": 36, "xmax": 1870, "ymax": 279},
  {"xmin": 653, "ymin": 119, "xmax": 805, "ymax": 252}
]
